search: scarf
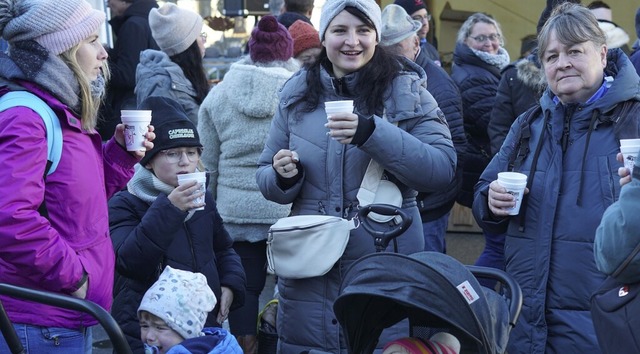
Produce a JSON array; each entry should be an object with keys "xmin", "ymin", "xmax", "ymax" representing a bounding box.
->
[
  {"xmin": 127, "ymin": 164, "xmax": 196, "ymax": 221},
  {"xmin": 471, "ymin": 47, "xmax": 511, "ymax": 70},
  {"xmin": 0, "ymin": 40, "xmax": 81, "ymax": 110}
]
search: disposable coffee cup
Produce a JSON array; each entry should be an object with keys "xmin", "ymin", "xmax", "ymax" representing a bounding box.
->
[
  {"xmin": 121, "ymin": 110, "xmax": 152, "ymax": 151},
  {"xmin": 620, "ymin": 145, "xmax": 640, "ymax": 174},
  {"xmin": 177, "ymin": 172, "xmax": 206, "ymax": 211},
  {"xmin": 619, "ymin": 138, "xmax": 640, "ymax": 147},
  {"xmin": 497, "ymin": 172, "xmax": 527, "ymax": 216},
  {"xmin": 325, "ymin": 100, "xmax": 354, "ymax": 120}
]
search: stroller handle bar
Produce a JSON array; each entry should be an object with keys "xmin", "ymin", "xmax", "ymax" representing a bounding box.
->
[
  {"xmin": 466, "ymin": 266, "xmax": 523, "ymax": 329},
  {"xmin": 357, "ymin": 204, "xmax": 413, "ymax": 252},
  {"xmin": 0, "ymin": 283, "xmax": 133, "ymax": 354}
]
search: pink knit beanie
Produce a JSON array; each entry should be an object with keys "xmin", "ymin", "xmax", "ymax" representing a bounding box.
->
[
  {"xmin": 0, "ymin": 0, "xmax": 105, "ymax": 55},
  {"xmin": 288, "ymin": 19, "xmax": 321, "ymax": 58},
  {"xmin": 249, "ymin": 15, "xmax": 293, "ymax": 63}
]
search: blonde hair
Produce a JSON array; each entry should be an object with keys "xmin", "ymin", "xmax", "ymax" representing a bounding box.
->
[{"xmin": 59, "ymin": 43, "xmax": 110, "ymax": 132}]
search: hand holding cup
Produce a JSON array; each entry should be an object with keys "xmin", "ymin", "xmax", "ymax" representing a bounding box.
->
[
  {"xmin": 325, "ymin": 100, "xmax": 357, "ymax": 145},
  {"xmin": 488, "ymin": 172, "xmax": 529, "ymax": 216}
]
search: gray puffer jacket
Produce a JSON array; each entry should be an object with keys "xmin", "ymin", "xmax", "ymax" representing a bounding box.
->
[
  {"xmin": 256, "ymin": 57, "xmax": 456, "ymax": 353},
  {"xmin": 135, "ymin": 49, "xmax": 201, "ymax": 126}
]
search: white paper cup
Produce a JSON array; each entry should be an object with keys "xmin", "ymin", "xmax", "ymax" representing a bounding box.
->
[
  {"xmin": 176, "ymin": 172, "xmax": 206, "ymax": 211},
  {"xmin": 497, "ymin": 172, "xmax": 527, "ymax": 184},
  {"xmin": 325, "ymin": 100, "xmax": 354, "ymax": 120},
  {"xmin": 620, "ymin": 139, "xmax": 640, "ymax": 147},
  {"xmin": 620, "ymin": 145, "xmax": 640, "ymax": 174},
  {"xmin": 497, "ymin": 172, "xmax": 528, "ymax": 215},
  {"xmin": 121, "ymin": 110, "xmax": 152, "ymax": 151}
]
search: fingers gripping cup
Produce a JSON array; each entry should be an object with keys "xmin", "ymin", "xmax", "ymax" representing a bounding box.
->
[
  {"xmin": 177, "ymin": 172, "xmax": 207, "ymax": 211},
  {"xmin": 619, "ymin": 139, "xmax": 640, "ymax": 174},
  {"xmin": 121, "ymin": 110, "xmax": 152, "ymax": 151},
  {"xmin": 497, "ymin": 172, "xmax": 528, "ymax": 216},
  {"xmin": 325, "ymin": 100, "xmax": 354, "ymax": 120}
]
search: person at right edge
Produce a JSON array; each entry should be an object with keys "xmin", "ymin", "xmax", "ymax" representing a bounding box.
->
[
  {"xmin": 473, "ymin": 3, "xmax": 640, "ymax": 353},
  {"xmin": 256, "ymin": 0, "xmax": 456, "ymax": 351}
]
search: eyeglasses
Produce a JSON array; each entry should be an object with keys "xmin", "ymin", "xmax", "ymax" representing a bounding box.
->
[
  {"xmin": 470, "ymin": 34, "xmax": 501, "ymax": 43},
  {"xmin": 411, "ymin": 14, "xmax": 432, "ymax": 22},
  {"xmin": 200, "ymin": 32, "xmax": 208, "ymax": 42},
  {"xmin": 159, "ymin": 148, "xmax": 200, "ymax": 164}
]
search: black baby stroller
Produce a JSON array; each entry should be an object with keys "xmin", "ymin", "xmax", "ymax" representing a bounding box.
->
[{"xmin": 332, "ymin": 205, "xmax": 523, "ymax": 354}]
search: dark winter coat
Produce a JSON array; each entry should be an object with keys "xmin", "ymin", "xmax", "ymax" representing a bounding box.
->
[
  {"xmin": 98, "ymin": 0, "xmax": 159, "ymax": 138},
  {"xmin": 108, "ymin": 189, "xmax": 246, "ymax": 354},
  {"xmin": 630, "ymin": 48, "xmax": 640, "ymax": 76},
  {"xmin": 488, "ymin": 53, "xmax": 546, "ymax": 156},
  {"xmin": 472, "ymin": 49, "xmax": 640, "ymax": 354},
  {"xmin": 414, "ymin": 50, "xmax": 466, "ymax": 221},
  {"xmin": 421, "ymin": 40, "xmax": 440, "ymax": 65},
  {"xmin": 451, "ymin": 42, "xmax": 502, "ymax": 207}
]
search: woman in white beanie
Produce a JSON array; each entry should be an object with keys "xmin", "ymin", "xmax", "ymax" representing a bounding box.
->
[
  {"xmin": 255, "ymin": 0, "xmax": 456, "ymax": 351},
  {"xmin": 135, "ymin": 2, "xmax": 210, "ymax": 126},
  {"xmin": 0, "ymin": 0, "xmax": 154, "ymax": 352}
]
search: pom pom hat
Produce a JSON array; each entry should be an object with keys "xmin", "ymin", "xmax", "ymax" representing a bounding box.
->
[
  {"xmin": 149, "ymin": 3, "xmax": 203, "ymax": 57},
  {"xmin": 319, "ymin": 0, "xmax": 382, "ymax": 41},
  {"xmin": 138, "ymin": 266, "xmax": 217, "ymax": 340},
  {"xmin": 289, "ymin": 19, "xmax": 321, "ymax": 57},
  {"xmin": 249, "ymin": 15, "xmax": 293, "ymax": 63},
  {"xmin": 0, "ymin": 0, "xmax": 105, "ymax": 55}
]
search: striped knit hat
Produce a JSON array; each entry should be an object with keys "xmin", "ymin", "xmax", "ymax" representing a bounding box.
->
[{"xmin": 0, "ymin": 0, "xmax": 105, "ymax": 55}]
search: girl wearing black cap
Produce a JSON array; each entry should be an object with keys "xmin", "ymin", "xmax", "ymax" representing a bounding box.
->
[{"xmin": 108, "ymin": 96, "xmax": 246, "ymax": 354}]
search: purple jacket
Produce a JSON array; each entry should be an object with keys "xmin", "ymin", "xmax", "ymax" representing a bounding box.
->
[{"xmin": 0, "ymin": 82, "xmax": 137, "ymax": 328}]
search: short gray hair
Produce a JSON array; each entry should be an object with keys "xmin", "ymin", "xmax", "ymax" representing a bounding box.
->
[
  {"xmin": 456, "ymin": 12, "xmax": 504, "ymax": 45},
  {"xmin": 537, "ymin": 3, "xmax": 606, "ymax": 64}
]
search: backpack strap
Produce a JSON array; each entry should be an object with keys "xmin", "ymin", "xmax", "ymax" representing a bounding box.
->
[
  {"xmin": 508, "ymin": 104, "xmax": 542, "ymax": 171},
  {"xmin": 0, "ymin": 91, "xmax": 62, "ymax": 175}
]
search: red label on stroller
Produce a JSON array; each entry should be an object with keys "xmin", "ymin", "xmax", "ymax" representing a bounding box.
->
[{"xmin": 457, "ymin": 280, "xmax": 480, "ymax": 304}]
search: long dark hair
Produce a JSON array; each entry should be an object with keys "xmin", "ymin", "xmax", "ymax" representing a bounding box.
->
[
  {"xmin": 301, "ymin": 6, "xmax": 400, "ymax": 116},
  {"xmin": 170, "ymin": 41, "xmax": 210, "ymax": 104}
]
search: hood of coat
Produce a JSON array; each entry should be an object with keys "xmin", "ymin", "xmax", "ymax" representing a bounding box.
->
[
  {"xmin": 516, "ymin": 54, "xmax": 546, "ymax": 95},
  {"xmin": 214, "ymin": 57, "xmax": 299, "ymax": 119}
]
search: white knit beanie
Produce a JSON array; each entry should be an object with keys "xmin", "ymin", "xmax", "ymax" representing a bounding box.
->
[
  {"xmin": 319, "ymin": 0, "xmax": 381, "ymax": 41},
  {"xmin": 0, "ymin": 0, "xmax": 105, "ymax": 55},
  {"xmin": 138, "ymin": 266, "xmax": 217, "ymax": 339},
  {"xmin": 149, "ymin": 3, "xmax": 203, "ymax": 56}
]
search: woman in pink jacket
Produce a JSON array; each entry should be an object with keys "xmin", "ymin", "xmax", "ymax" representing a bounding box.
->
[{"xmin": 0, "ymin": 0, "xmax": 154, "ymax": 352}]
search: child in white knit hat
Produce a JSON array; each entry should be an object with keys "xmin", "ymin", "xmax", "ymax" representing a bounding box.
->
[{"xmin": 138, "ymin": 266, "xmax": 242, "ymax": 354}]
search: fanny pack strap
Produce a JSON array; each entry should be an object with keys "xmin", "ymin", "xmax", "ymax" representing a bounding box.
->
[{"xmin": 356, "ymin": 113, "xmax": 398, "ymax": 206}]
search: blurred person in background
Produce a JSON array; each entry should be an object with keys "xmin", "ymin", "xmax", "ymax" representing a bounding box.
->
[
  {"xmin": 197, "ymin": 15, "xmax": 299, "ymax": 354},
  {"xmin": 99, "ymin": 0, "xmax": 158, "ymax": 139},
  {"xmin": 393, "ymin": 0, "xmax": 440, "ymax": 65},
  {"xmin": 288, "ymin": 19, "xmax": 323, "ymax": 66},
  {"xmin": 379, "ymin": 4, "xmax": 466, "ymax": 254},
  {"xmin": 135, "ymin": 3, "xmax": 210, "ymax": 126}
]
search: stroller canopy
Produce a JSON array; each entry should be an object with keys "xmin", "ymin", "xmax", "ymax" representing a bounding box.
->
[{"xmin": 333, "ymin": 251, "xmax": 514, "ymax": 354}]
